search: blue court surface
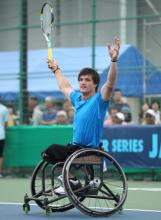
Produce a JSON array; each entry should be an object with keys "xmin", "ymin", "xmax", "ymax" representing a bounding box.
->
[{"xmin": 0, "ymin": 203, "xmax": 161, "ymax": 220}]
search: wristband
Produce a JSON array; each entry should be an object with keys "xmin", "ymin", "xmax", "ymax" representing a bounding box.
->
[
  {"xmin": 53, "ymin": 65, "xmax": 60, "ymax": 73},
  {"xmin": 111, "ymin": 59, "xmax": 118, "ymax": 62}
]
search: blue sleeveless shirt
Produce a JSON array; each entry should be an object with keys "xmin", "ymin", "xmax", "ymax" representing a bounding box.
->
[{"xmin": 70, "ymin": 91, "xmax": 109, "ymax": 148}]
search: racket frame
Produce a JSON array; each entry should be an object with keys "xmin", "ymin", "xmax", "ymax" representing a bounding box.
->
[{"xmin": 40, "ymin": 2, "xmax": 54, "ymax": 60}]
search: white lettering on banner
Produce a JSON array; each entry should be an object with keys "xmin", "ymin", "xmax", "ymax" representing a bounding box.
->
[
  {"xmin": 149, "ymin": 134, "xmax": 161, "ymax": 159},
  {"xmin": 101, "ymin": 139, "xmax": 143, "ymax": 153}
]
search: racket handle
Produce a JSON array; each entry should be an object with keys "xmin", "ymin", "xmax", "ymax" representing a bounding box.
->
[{"xmin": 48, "ymin": 48, "xmax": 53, "ymax": 60}]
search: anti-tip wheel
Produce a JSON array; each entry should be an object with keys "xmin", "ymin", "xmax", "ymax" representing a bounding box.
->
[{"xmin": 23, "ymin": 203, "xmax": 30, "ymax": 214}]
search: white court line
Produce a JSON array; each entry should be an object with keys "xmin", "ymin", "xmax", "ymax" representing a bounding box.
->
[
  {"xmin": 0, "ymin": 202, "xmax": 36, "ymax": 206},
  {"xmin": 0, "ymin": 202, "xmax": 161, "ymax": 213},
  {"xmin": 128, "ymin": 188, "xmax": 161, "ymax": 192}
]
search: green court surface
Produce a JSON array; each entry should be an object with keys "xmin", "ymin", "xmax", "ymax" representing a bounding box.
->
[{"xmin": 0, "ymin": 177, "xmax": 161, "ymax": 211}]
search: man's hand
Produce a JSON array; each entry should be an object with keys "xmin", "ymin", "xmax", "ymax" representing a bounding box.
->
[
  {"xmin": 107, "ymin": 37, "xmax": 120, "ymax": 61},
  {"xmin": 48, "ymin": 59, "xmax": 59, "ymax": 73}
]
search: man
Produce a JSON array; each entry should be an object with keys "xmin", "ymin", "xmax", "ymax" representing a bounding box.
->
[
  {"xmin": 0, "ymin": 98, "xmax": 9, "ymax": 177},
  {"xmin": 28, "ymin": 96, "xmax": 42, "ymax": 125},
  {"xmin": 56, "ymin": 110, "xmax": 68, "ymax": 125},
  {"xmin": 151, "ymin": 101, "xmax": 161, "ymax": 124},
  {"xmin": 113, "ymin": 112, "xmax": 127, "ymax": 125},
  {"xmin": 143, "ymin": 109, "xmax": 156, "ymax": 125},
  {"xmin": 104, "ymin": 106, "xmax": 119, "ymax": 126},
  {"xmin": 111, "ymin": 88, "xmax": 131, "ymax": 113},
  {"xmin": 41, "ymin": 96, "xmax": 57, "ymax": 125},
  {"xmin": 44, "ymin": 38, "xmax": 120, "ymax": 194}
]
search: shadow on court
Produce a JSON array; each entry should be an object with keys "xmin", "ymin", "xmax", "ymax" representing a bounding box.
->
[{"xmin": 0, "ymin": 204, "xmax": 161, "ymax": 220}]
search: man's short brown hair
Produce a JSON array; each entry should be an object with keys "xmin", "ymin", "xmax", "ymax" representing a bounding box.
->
[{"xmin": 78, "ymin": 68, "xmax": 100, "ymax": 91}]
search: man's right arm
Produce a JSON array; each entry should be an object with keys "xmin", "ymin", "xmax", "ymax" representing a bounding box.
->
[{"xmin": 48, "ymin": 59, "xmax": 73, "ymax": 97}]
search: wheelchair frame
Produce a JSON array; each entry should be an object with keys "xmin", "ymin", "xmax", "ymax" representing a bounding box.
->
[{"xmin": 23, "ymin": 148, "xmax": 128, "ymax": 217}]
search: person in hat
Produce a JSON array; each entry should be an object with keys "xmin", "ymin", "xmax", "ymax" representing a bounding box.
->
[
  {"xmin": 56, "ymin": 110, "xmax": 68, "ymax": 125},
  {"xmin": 113, "ymin": 112, "xmax": 127, "ymax": 125},
  {"xmin": 143, "ymin": 109, "xmax": 156, "ymax": 125}
]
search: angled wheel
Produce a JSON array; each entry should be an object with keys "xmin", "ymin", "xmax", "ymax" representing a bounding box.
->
[
  {"xmin": 31, "ymin": 160, "xmax": 74, "ymax": 212},
  {"xmin": 62, "ymin": 149, "xmax": 128, "ymax": 217}
]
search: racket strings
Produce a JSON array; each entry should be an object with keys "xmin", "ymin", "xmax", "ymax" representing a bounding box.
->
[{"xmin": 41, "ymin": 4, "xmax": 53, "ymax": 35}]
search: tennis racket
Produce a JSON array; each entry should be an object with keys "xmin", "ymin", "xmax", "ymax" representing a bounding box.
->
[{"xmin": 40, "ymin": 2, "xmax": 54, "ymax": 60}]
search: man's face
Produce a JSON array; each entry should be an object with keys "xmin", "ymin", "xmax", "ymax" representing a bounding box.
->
[
  {"xmin": 79, "ymin": 75, "xmax": 97, "ymax": 95},
  {"xmin": 57, "ymin": 115, "xmax": 67, "ymax": 124},
  {"xmin": 45, "ymin": 101, "xmax": 54, "ymax": 109},
  {"xmin": 152, "ymin": 103, "xmax": 159, "ymax": 112},
  {"xmin": 110, "ymin": 109, "xmax": 118, "ymax": 120},
  {"xmin": 113, "ymin": 91, "xmax": 122, "ymax": 103},
  {"xmin": 28, "ymin": 98, "xmax": 36, "ymax": 109},
  {"xmin": 145, "ymin": 114, "xmax": 155, "ymax": 124}
]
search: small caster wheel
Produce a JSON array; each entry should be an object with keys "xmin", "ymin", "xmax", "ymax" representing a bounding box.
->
[
  {"xmin": 45, "ymin": 206, "xmax": 51, "ymax": 216},
  {"xmin": 23, "ymin": 203, "xmax": 30, "ymax": 214}
]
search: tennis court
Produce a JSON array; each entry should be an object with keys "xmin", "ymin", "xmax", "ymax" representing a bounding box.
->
[{"xmin": 0, "ymin": 177, "xmax": 161, "ymax": 219}]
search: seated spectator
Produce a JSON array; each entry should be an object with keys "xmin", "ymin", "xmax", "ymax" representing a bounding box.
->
[
  {"xmin": 6, "ymin": 104, "xmax": 18, "ymax": 126},
  {"xmin": 56, "ymin": 110, "xmax": 68, "ymax": 125},
  {"xmin": 67, "ymin": 107, "xmax": 74, "ymax": 124},
  {"xmin": 151, "ymin": 101, "xmax": 161, "ymax": 124},
  {"xmin": 110, "ymin": 88, "xmax": 131, "ymax": 115},
  {"xmin": 104, "ymin": 107, "xmax": 119, "ymax": 126},
  {"xmin": 28, "ymin": 96, "xmax": 43, "ymax": 125},
  {"xmin": 63, "ymin": 99, "xmax": 72, "ymax": 112},
  {"xmin": 143, "ymin": 109, "xmax": 156, "ymax": 125},
  {"xmin": 41, "ymin": 96, "xmax": 57, "ymax": 125},
  {"xmin": 121, "ymin": 105, "xmax": 132, "ymax": 123},
  {"xmin": 113, "ymin": 112, "xmax": 127, "ymax": 125},
  {"xmin": 138, "ymin": 103, "xmax": 149, "ymax": 124}
]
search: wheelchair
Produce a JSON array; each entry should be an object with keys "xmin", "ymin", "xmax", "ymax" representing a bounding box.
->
[{"xmin": 23, "ymin": 147, "xmax": 128, "ymax": 217}]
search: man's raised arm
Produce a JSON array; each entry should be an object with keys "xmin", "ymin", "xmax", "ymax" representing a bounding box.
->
[
  {"xmin": 48, "ymin": 59, "xmax": 73, "ymax": 97},
  {"xmin": 101, "ymin": 38, "xmax": 120, "ymax": 101}
]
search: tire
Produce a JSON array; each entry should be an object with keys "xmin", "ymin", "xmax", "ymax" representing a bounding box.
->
[
  {"xmin": 62, "ymin": 149, "xmax": 128, "ymax": 217},
  {"xmin": 31, "ymin": 160, "xmax": 74, "ymax": 212}
]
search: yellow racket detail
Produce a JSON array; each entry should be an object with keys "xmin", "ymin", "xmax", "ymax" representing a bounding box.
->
[{"xmin": 48, "ymin": 47, "xmax": 53, "ymax": 61}]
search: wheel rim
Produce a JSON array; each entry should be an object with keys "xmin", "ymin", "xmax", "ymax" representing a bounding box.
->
[
  {"xmin": 31, "ymin": 160, "xmax": 74, "ymax": 212},
  {"xmin": 63, "ymin": 149, "xmax": 128, "ymax": 217}
]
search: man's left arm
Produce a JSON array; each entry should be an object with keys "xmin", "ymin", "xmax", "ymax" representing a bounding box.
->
[{"xmin": 101, "ymin": 38, "xmax": 120, "ymax": 101}]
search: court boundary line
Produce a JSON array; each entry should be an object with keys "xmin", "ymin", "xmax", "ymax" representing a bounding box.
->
[
  {"xmin": 128, "ymin": 187, "xmax": 161, "ymax": 192},
  {"xmin": 0, "ymin": 202, "xmax": 161, "ymax": 213}
]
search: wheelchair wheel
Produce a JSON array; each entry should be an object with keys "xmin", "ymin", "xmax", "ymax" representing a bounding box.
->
[
  {"xmin": 62, "ymin": 149, "xmax": 128, "ymax": 217},
  {"xmin": 31, "ymin": 160, "xmax": 74, "ymax": 212}
]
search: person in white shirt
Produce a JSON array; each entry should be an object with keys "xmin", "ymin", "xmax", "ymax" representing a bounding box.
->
[
  {"xmin": 28, "ymin": 96, "xmax": 43, "ymax": 125},
  {"xmin": 151, "ymin": 102, "xmax": 161, "ymax": 124},
  {"xmin": 0, "ymin": 99, "xmax": 9, "ymax": 177}
]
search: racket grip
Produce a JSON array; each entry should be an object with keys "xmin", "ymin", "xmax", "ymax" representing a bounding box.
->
[{"xmin": 48, "ymin": 48, "xmax": 53, "ymax": 60}]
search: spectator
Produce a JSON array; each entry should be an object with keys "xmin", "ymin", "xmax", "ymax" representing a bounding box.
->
[
  {"xmin": 67, "ymin": 106, "xmax": 74, "ymax": 124},
  {"xmin": 143, "ymin": 109, "xmax": 156, "ymax": 125},
  {"xmin": 0, "ymin": 98, "xmax": 9, "ymax": 177},
  {"xmin": 56, "ymin": 110, "xmax": 68, "ymax": 125},
  {"xmin": 138, "ymin": 103, "xmax": 149, "ymax": 124},
  {"xmin": 104, "ymin": 107, "xmax": 119, "ymax": 126},
  {"xmin": 113, "ymin": 112, "xmax": 127, "ymax": 125},
  {"xmin": 110, "ymin": 88, "xmax": 131, "ymax": 114},
  {"xmin": 62, "ymin": 99, "xmax": 72, "ymax": 112},
  {"xmin": 28, "ymin": 96, "xmax": 43, "ymax": 125},
  {"xmin": 41, "ymin": 96, "xmax": 57, "ymax": 125},
  {"xmin": 121, "ymin": 105, "xmax": 132, "ymax": 123},
  {"xmin": 6, "ymin": 103, "xmax": 18, "ymax": 126},
  {"xmin": 151, "ymin": 101, "xmax": 161, "ymax": 124}
]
